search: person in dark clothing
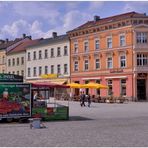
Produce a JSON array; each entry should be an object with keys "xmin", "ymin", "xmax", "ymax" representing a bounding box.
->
[
  {"xmin": 80, "ymin": 91, "xmax": 86, "ymax": 107},
  {"xmin": 87, "ymin": 93, "xmax": 91, "ymax": 107}
]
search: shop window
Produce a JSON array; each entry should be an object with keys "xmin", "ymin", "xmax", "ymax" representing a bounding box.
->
[
  {"xmin": 96, "ymin": 80, "xmax": 100, "ymax": 95},
  {"xmin": 107, "ymin": 80, "xmax": 113, "ymax": 95},
  {"xmin": 120, "ymin": 79, "xmax": 126, "ymax": 96}
]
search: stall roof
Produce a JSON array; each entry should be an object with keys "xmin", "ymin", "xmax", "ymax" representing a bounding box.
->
[{"xmin": 31, "ymin": 82, "xmax": 69, "ymax": 88}]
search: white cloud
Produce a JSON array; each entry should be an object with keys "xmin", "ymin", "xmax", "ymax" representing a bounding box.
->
[{"xmin": 88, "ymin": 1, "xmax": 104, "ymax": 11}]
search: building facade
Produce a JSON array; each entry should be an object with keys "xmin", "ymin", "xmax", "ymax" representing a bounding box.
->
[
  {"xmin": 26, "ymin": 33, "xmax": 70, "ymax": 84},
  {"xmin": 68, "ymin": 12, "xmax": 148, "ymax": 101},
  {"xmin": 6, "ymin": 39, "xmax": 40, "ymax": 81}
]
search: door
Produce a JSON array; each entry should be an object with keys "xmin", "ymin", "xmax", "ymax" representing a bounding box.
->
[{"xmin": 137, "ymin": 79, "xmax": 146, "ymax": 101}]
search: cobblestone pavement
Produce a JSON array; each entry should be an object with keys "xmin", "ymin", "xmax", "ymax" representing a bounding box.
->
[{"xmin": 1, "ymin": 101, "xmax": 148, "ymax": 147}]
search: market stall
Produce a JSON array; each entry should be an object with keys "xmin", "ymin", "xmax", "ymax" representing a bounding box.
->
[{"xmin": 31, "ymin": 82, "xmax": 70, "ymax": 121}]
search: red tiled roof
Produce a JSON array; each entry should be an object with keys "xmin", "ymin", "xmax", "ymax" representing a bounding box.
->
[
  {"xmin": 7, "ymin": 39, "xmax": 40, "ymax": 54},
  {"xmin": 68, "ymin": 11, "xmax": 148, "ymax": 33}
]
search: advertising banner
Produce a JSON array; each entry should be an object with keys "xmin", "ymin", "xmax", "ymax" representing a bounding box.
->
[{"xmin": 0, "ymin": 84, "xmax": 31, "ymax": 118}]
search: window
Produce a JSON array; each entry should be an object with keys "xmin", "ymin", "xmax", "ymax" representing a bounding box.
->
[
  {"xmin": 17, "ymin": 71, "xmax": 19, "ymax": 75},
  {"xmin": 33, "ymin": 67, "xmax": 37, "ymax": 76},
  {"xmin": 21, "ymin": 57, "xmax": 24, "ymax": 65},
  {"xmin": 74, "ymin": 42, "xmax": 78, "ymax": 53},
  {"xmin": 28, "ymin": 68, "xmax": 31, "ymax": 77},
  {"xmin": 64, "ymin": 46, "xmax": 68, "ymax": 56},
  {"xmin": 107, "ymin": 57, "xmax": 113, "ymax": 69},
  {"xmin": 84, "ymin": 59, "xmax": 89, "ymax": 71},
  {"xmin": 136, "ymin": 32, "xmax": 147, "ymax": 43},
  {"xmin": 51, "ymin": 65, "xmax": 54, "ymax": 74},
  {"xmin": 12, "ymin": 71, "xmax": 15, "ymax": 74},
  {"xmin": 95, "ymin": 40, "xmax": 100, "ymax": 50},
  {"xmin": 8, "ymin": 59, "xmax": 11, "ymax": 67},
  {"xmin": 39, "ymin": 66, "xmax": 42, "ymax": 76},
  {"xmin": 74, "ymin": 61, "xmax": 79, "ymax": 72},
  {"xmin": 12, "ymin": 58, "xmax": 15, "ymax": 66},
  {"xmin": 33, "ymin": 51, "xmax": 37, "ymax": 60},
  {"xmin": 28, "ymin": 52, "xmax": 31, "ymax": 61},
  {"xmin": 21, "ymin": 70, "xmax": 24, "ymax": 76},
  {"xmin": 107, "ymin": 80, "xmax": 113, "ymax": 95},
  {"xmin": 120, "ymin": 79, "xmax": 126, "ymax": 96},
  {"xmin": 95, "ymin": 59, "xmax": 100, "ymax": 69},
  {"xmin": 120, "ymin": 35, "xmax": 126, "ymax": 46},
  {"xmin": 2, "ymin": 56, "xmax": 5, "ymax": 64},
  {"xmin": 45, "ymin": 49, "xmax": 48, "ymax": 59},
  {"xmin": 45, "ymin": 66, "xmax": 48, "ymax": 74},
  {"xmin": 57, "ymin": 47, "xmax": 61, "ymax": 57},
  {"xmin": 137, "ymin": 54, "xmax": 148, "ymax": 66},
  {"xmin": 57, "ymin": 64, "xmax": 61, "ymax": 74},
  {"xmin": 39, "ymin": 50, "xmax": 42, "ymax": 59},
  {"xmin": 2, "ymin": 69, "xmax": 5, "ymax": 73},
  {"xmin": 107, "ymin": 37, "xmax": 112, "ymax": 48},
  {"xmin": 51, "ymin": 48, "xmax": 54, "ymax": 57},
  {"xmin": 84, "ymin": 41, "xmax": 89, "ymax": 52},
  {"xmin": 17, "ymin": 58, "xmax": 19, "ymax": 66},
  {"xmin": 120, "ymin": 55, "xmax": 126, "ymax": 68},
  {"xmin": 64, "ymin": 64, "xmax": 68, "ymax": 74}
]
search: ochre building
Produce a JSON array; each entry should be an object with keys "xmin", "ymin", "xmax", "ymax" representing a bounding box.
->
[{"xmin": 67, "ymin": 12, "xmax": 148, "ymax": 101}]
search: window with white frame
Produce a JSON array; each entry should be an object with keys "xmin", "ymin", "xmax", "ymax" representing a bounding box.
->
[
  {"xmin": 51, "ymin": 48, "xmax": 54, "ymax": 57},
  {"xmin": 51, "ymin": 65, "xmax": 54, "ymax": 74},
  {"xmin": 39, "ymin": 66, "xmax": 42, "ymax": 76},
  {"xmin": 120, "ymin": 79, "xmax": 126, "ymax": 96},
  {"xmin": 39, "ymin": 50, "xmax": 42, "ymax": 59},
  {"xmin": 74, "ymin": 42, "xmax": 78, "ymax": 53},
  {"xmin": 120, "ymin": 34, "xmax": 126, "ymax": 46},
  {"xmin": 107, "ymin": 57, "xmax": 113, "ymax": 69},
  {"xmin": 57, "ymin": 64, "xmax": 61, "ymax": 74},
  {"xmin": 64, "ymin": 64, "xmax": 68, "ymax": 74},
  {"xmin": 136, "ymin": 32, "xmax": 147, "ymax": 43},
  {"xmin": 64, "ymin": 46, "xmax": 68, "ymax": 56},
  {"xmin": 84, "ymin": 41, "xmax": 89, "ymax": 52},
  {"xmin": 107, "ymin": 37, "xmax": 112, "ymax": 48},
  {"xmin": 21, "ymin": 57, "xmax": 24, "ymax": 65},
  {"xmin": 17, "ymin": 58, "xmax": 19, "ymax": 66},
  {"xmin": 45, "ymin": 66, "xmax": 48, "ymax": 74},
  {"xmin": 107, "ymin": 79, "xmax": 113, "ymax": 95},
  {"xmin": 8, "ymin": 59, "xmax": 11, "ymax": 67},
  {"xmin": 28, "ymin": 68, "xmax": 31, "ymax": 77},
  {"xmin": 95, "ymin": 58, "xmax": 100, "ymax": 69},
  {"xmin": 45, "ymin": 49, "xmax": 48, "ymax": 59},
  {"xmin": 21, "ymin": 70, "xmax": 24, "ymax": 76},
  {"xmin": 137, "ymin": 54, "xmax": 148, "ymax": 66},
  {"xmin": 95, "ymin": 39, "xmax": 100, "ymax": 50},
  {"xmin": 33, "ymin": 51, "xmax": 36, "ymax": 60},
  {"xmin": 84, "ymin": 59, "xmax": 89, "ymax": 71},
  {"xmin": 12, "ymin": 58, "xmax": 15, "ymax": 66},
  {"xmin": 28, "ymin": 52, "xmax": 31, "ymax": 61},
  {"xmin": 120, "ymin": 55, "xmax": 126, "ymax": 68},
  {"xmin": 74, "ymin": 61, "xmax": 79, "ymax": 72},
  {"xmin": 57, "ymin": 47, "xmax": 61, "ymax": 57},
  {"xmin": 33, "ymin": 67, "xmax": 37, "ymax": 76}
]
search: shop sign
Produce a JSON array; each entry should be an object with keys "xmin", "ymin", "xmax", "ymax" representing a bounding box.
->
[
  {"xmin": 110, "ymin": 69, "xmax": 123, "ymax": 73},
  {"xmin": 0, "ymin": 74, "xmax": 23, "ymax": 82}
]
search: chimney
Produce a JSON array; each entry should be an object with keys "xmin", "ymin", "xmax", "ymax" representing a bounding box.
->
[
  {"xmin": 52, "ymin": 32, "xmax": 57, "ymax": 38},
  {"xmin": 144, "ymin": 13, "xmax": 147, "ymax": 16},
  {"xmin": 27, "ymin": 36, "xmax": 32, "ymax": 40},
  {"xmin": 5, "ymin": 38, "xmax": 9, "ymax": 43},
  {"xmin": 94, "ymin": 15, "xmax": 100, "ymax": 22},
  {"xmin": 22, "ymin": 33, "xmax": 26, "ymax": 39}
]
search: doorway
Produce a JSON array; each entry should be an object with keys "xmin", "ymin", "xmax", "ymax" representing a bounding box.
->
[{"xmin": 137, "ymin": 79, "xmax": 146, "ymax": 101}]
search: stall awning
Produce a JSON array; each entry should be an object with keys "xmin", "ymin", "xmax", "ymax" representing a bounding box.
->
[{"xmin": 48, "ymin": 79, "xmax": 68, "ymax": 85}]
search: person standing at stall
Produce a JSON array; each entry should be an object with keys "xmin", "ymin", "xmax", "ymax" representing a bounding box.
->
[{"xmin": 80, "ymin": 91, "xmax": 86, "ymax": 107}]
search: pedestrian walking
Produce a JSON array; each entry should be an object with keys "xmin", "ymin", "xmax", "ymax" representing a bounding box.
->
[{"xmin": 80, "ymin": 91, "xmax": 86, "ymax": 107}]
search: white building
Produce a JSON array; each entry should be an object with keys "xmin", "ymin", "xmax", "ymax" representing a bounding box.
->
[
  {"xmin": 6, "ymin": 39, "xmax": 40, "ymax": 81},
  {"xmin": 26, "ymin": 32, "xmax": 70, "ymax": 84}
]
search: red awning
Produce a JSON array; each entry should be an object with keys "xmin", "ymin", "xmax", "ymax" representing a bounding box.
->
[{"xmin": 31, "ymin": 82, "xmax": 69, "ymax": 88}]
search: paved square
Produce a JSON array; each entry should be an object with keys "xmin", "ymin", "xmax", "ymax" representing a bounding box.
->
[{"xmin": 0, "ymin": 101, "xmax": 148, "ymax": 147}]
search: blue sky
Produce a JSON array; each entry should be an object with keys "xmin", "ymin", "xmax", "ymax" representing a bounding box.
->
[{"xmin": 0, "ymin": 1, "xmax": 148, "ymax": 40}]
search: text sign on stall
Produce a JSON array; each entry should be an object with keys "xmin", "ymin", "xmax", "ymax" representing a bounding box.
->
[{"xmin": 0, "ymin": 74, "xmax": 23, "ymax": 83}]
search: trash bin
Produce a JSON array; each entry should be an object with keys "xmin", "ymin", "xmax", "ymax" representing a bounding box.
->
[{"xmin": 29, "ymin": 118, "xmax": 41, "ymax": 129}]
